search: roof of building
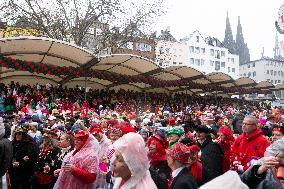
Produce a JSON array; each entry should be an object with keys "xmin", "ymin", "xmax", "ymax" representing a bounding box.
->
[{"xmin": 158, "ymin": 29, "xmax": 177, "ymax": 42}]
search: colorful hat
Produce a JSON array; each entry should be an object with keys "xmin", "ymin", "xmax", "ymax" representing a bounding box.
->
[
  {"xmin": 218, "ymin": 125, "xmax": 234, "ymax": 142},
  {"xmin": 166, "ymin": 142, "xmax": 191, "ymax": 164},
  {"xmin": 74, "ymin": 130, "xmax": 89, "ymax": 143},
  {"xmin": 165, "ymin": 126, "xmax": 184, "ymax": 137},
  {"xmin": 15, "ymin": 125, "xmax": 27, "ymax": 133}
]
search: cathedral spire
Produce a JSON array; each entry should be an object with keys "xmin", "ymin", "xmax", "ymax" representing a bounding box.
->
[
  {"xmin": 274, "ymin": 31, "xmax": 280, "ymax": 58},
  {"xmin": 223, "ymin": 12, "xmax": 235, "ymax": 54},
  {"xmin": 235, "ymin": 16, "xmax": 250, "ymax": 65}
]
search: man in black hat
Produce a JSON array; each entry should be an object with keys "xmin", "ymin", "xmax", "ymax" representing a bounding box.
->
[{"xmin": 195, "ymin": 125, "xmax": 223, "ymax": 181}]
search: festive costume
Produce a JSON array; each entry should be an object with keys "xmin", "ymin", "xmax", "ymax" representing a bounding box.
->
[{"xmin": 53, "ymin": 131, "xmax": 99, "ymax": 189}]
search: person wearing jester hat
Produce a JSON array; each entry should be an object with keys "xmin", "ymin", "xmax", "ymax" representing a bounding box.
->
[
  {"xmin": 165, "ymin": 126, "xmax": 184, "ymax": 149},
  {"xmin": 53, "ymin": 130, "xmax": 99, "ymax": 189},
  {"xmin": 166, "ymin": 142, "xmax": 198, "ymax": 189}
]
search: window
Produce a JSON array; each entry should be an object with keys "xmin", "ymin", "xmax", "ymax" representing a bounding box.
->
[
  {"xmin": 231, "ymin": 58, "xmax": 234, "ymax": 63},
  {"xmin": 210, "ymin": 49, "xmax": 214, "ymax": 56},
  {"xmin": 232, "ymin": 68, "xmax": 235, "ymax": 73},
  {"xmin": 190, "ymin": 58, "xmax": 194, "ymax": 65},
  {"xmin": 119, "ymin": 42, "xmax": 134, "ymax": 50},
  {"xmin": 253, "ymin": 71, "xmax": 256, "ymax": 77},
  {"xmin": 248, "ymin": 72, "xmax": 251, "ymax": 77},
  {"xmin": 228, "ymin": 67, "xmax": 231, "ymax": 73},
  {"xmin": 215, "ymin": 50, "xmax": 220, "ymax": 59},
  {"xmin": 136, "ymin": 43, "xmax": 151, "ymax": 51},
  {"xmin": 196, "ymin": 36, "xmax": 199, "ymax": 42},
  {"xmin": 201, "ymin": 59, "xmax": 205, "ymax": 66},
  {"xmin": 195, "ymin": 59, "xmax": 200, "ymax": 66},
  {"xmin": 279, "ymin": 71, "xmax": 281, "ymax": 76},
  {"xmin": 266, "ymin": 70, "xmax": 269, "ymax": 74},
  {"xmin": 278, "ymin": 80, "xmax": 281, "ymax": 83},
  {"xmin": 274, "ymin": 71, "xmax": 277, "ymax": 76},
  {"xmin": 221, "ymin": 51, "xmax": 225, "ymax": 57},
  {"xmin": 221, "ymin": 62, "xmax": 225, "ymax": 67},
  {"xmin": 243, "ymin": 73, "xmax": 246, "ymax": 76},
  {"xmin": 228, "ymin": 58, "xmax": 230, "ymax": 62},
  {"xmin": 159, "ymin": 59, "xmax": 163, "ymax": 66},
  {"xmin": 210, "ymin": 60, "xmax": 214, "ymax": 66},
  {"xmin": 215, "ymin": 61, "xmax": 220, "ymax": 71},
  {"xmin": 173, "ymin": 62, "xmax": 177, "ymax": 65},
  {"xmin": 195, "ymin": 47, "xmax": 200, "ymax": 54},
  {"xmin": 189, "ymin": 46, "xmax": 194, "ymax": 53},
  {"xmin": 270, "ymin": 70, "xmax": 273, "ymax": 75},
  {"xmin": 248, "ymin": 64, "xmax": 250, "ymax": 68},
  {"xmin": 275, "ymin": 80, "xmax": 277, "ymax": 84},
  {"xmin": 179, "ymin": 62, "xmax": 183, "ymax": 65},
  {"xmin": 252, "ymin": 63, "xmax": 255, "ymax": 67},
  {"xmin": 201, "ymin": 48, "xmax": 205, "ymax": 54},
  {"xmin": 159, "ymin": 46, "xmax": 164, "ymax": 54}
]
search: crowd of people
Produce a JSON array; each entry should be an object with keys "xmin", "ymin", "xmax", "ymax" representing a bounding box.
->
[{"xmin": 0, "ymin": 81, "xmax": 284, "ymax": 189}]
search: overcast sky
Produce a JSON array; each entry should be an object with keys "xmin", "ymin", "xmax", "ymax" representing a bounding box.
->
[{"xmin": 156, "ymin": 0, "xmax": 283, "ymax": 60}]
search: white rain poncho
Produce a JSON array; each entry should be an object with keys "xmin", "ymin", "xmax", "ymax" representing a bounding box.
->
[{"xmin": 112, "ymin": 132, "xmax": 157, "ymax": 189}]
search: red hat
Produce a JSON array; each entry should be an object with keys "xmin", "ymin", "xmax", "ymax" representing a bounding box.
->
[
  {"xmin": 121, "ymin": 127, "xmax": 136, "ymax": 136},
  {"xmin": 90, "ymin": 127, "xmax": 103, "ymax": 135},
  {"xmin": 168, "ymin": 118, "xmax": 176, "ymax": 126},
  {"xmin": 147, "ymin": 135, "xmax": 168, "ymax": 156},
  {"xmin": 218, "ymin": 125, "xmax": 234, "ymax": 142},
  {"xmin": 166, "ymin": 142, "xmax": 191, "ymax": 164},
  {"xmin": 74, "ymin": 130, "xmax": 89, "ymax": 143}
]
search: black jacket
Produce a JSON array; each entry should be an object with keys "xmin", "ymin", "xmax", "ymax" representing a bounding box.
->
[
  {"xmin": 198, "ymin": 138, "xmax": 224, "ymax": 181},
  {"xmin": 0, "ymin": 136, "xmax": 13, "ymax": 176},
  {"xmin": 170, "ymin": 167, "xmax": 198, "ymax": 189}
]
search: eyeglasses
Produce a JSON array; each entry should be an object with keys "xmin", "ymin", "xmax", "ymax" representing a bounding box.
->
[{"xmin": 243, "ymin": 123, "xmax": 256, "ymax": 126}]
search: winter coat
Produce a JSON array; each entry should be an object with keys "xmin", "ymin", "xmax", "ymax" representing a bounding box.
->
[
  {"xmin": 170, "ymin": 167, "xmax": 198, "ymax": 189},
  {"xmin": 9, "ymin": 139, "xmax": 37, "ymax": 182},
  {"xmin": 0, "ymin": 135, "xmax": 13, "ymax": 176},
  {"xmin": 231, "ymin": 129, "xmax": 270, "ymax": 171},
  {"xmin": 241, "ymin": 164, "xmax": 284, "ymax": 189},
  {"xmin": 198, "ymin": 138, "xmax": 224, "ymax": 180}
]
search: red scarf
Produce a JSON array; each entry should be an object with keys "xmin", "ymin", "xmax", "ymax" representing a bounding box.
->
[
  {"xmin": 189, "ymin": 161, "xmax": 203, "ymax": 183},
  {"xmin": 149, "ymin": 153, "xmax": 167, "ymax": 167}
]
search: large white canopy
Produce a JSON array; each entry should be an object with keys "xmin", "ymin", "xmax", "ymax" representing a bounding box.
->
[{"xmin": 0, "ymin": 36, "xmax": 282, "ymax": 95}]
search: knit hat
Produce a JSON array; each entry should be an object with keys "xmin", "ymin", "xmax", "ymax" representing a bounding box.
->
[
  {"xmin": 166, "ymin": 126, "xmax": 184, "ymax": 137},
  {"xmin": 166, "ymin": 142, "xmax": 191, "ymax": 164}
]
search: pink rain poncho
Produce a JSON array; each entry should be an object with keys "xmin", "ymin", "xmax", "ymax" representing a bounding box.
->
[
  {"xmin": 53, "ymin": 134, "xmax": 99, "ymax": 189},
  {"xmin": 112, "ymin": 132, "xmax": 157, "ymax": 189}
]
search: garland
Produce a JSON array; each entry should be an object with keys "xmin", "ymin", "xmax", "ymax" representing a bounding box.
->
[{"xmin": 0, "ymin": 54, "xmax": 264, "ymax": 94}]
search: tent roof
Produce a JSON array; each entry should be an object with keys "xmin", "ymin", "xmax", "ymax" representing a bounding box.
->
[{"xmin": 0, "ymin": 36, "xmax": 282, "ymax": 95}]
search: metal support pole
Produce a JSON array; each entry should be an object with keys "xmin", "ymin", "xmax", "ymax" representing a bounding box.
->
[{"xmin": 84, "ymin": 77, "xmax": 87, "ymax": 101}]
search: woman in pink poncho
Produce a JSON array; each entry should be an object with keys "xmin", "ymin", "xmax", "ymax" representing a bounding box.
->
[
  {"xmin": 53, "ymin": 130, "xmax": 99, "ymax": 189},
  {"xmin": 111, "ymin": 132, "xmax": 158, "ymax": 189}
]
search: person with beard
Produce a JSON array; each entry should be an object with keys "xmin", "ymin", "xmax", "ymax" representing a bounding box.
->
[{"xmin": 8, "ymin": 125, "xmax": 37, "ymax": 189}]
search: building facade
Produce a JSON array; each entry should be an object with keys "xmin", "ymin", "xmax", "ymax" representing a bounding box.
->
[
  {"xmin": 239, "ymin": 58, "xmax": 284, "ymax": 99},
  {"xmin": 155, "ymin": 30, "xmax": 187, "ymax": 67},
  {"xmin": 155, "ymin": 30, "xmax": 240, "ymax": 79}
]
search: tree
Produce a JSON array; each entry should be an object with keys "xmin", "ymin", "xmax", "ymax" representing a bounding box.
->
[{"xmin": 1, "ymin": 0, "xmax": 166, "ymax": 53}]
